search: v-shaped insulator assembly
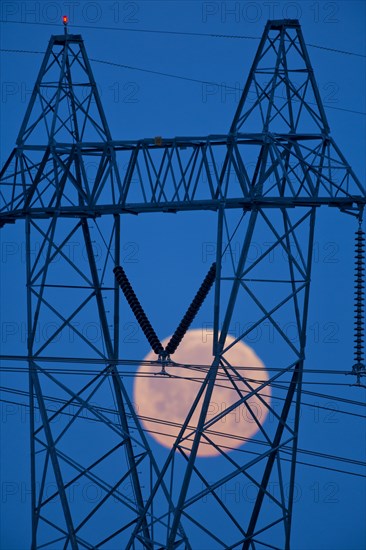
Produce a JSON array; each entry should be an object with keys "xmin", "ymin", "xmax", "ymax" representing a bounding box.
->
[{"xmin": 113, "ymin": 262, "xmax": 216, "ymax": 357}]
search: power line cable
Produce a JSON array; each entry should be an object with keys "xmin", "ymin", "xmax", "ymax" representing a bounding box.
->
[
  {"xmin": 1, "ymin": 382, "xmax": 364, "ymax": 420},
  {"xmin": 0, "ymin": 358, "xmax": 361, "ymax": 375},
  {"xmin": 1, "ymin": 48, "xmax": 364, "ymax": 116},
  {"xmin": 1, "ymin": 392, "xmax": 364, "ymax": 475},
  {"xmin": 0, "ymin": 20, "xmax": 365, "ymax": 59},
  {"xmin": 1, "ymin": 384, "xmax": 365, "ymax": 458}
]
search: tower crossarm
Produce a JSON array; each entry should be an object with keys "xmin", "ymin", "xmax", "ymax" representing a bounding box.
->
[{"xmin": 0, "ymin": 133, "xmax": 364, "ymax": 226}]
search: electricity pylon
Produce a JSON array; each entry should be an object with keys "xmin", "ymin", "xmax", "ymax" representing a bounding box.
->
[{"xmin": 0, "ymin": 18, "xmax": 365, "ymax": 549}]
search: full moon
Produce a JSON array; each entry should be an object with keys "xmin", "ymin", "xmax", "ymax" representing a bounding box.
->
[{"xmin": 134, "ymin": 329, "xmax": 271, "ymax": 457}]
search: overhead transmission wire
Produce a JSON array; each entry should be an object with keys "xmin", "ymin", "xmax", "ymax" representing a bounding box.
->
[
  {"xmin": 0, "ymin": 394, "xmax": 363, "ymax": 481},
  {"xmin": 2, "ymin": 358, "xmax": 358, "ymax": 374},
  {"xmin": 2, "ymin": 387, "xmax": 364, "ymax": 466},
  {"xmin": 0, "ymin": 33, "xmax": 365, "ymax": 116},
  {"xmin": 1, "ymin": 382, "xmax": 364, "ymax": 420},
  {"xmin": 0, "ymin": 388, "xmax": 364, "ymax": 479},
  {"xmin": 3, "ymin": 360, "xmax": 364, "ymax": 470},
  {"xmin": 1, "ymin": 47, "xmax": 364, "ymax": 116},
  {"xmin": 1, "ymin": 368, "xmax": 365, "ymax": 416},
  {"xmin": 1, "ymin": 356, "xmax": 365, "ymax": 403},
  {"xmin": 0, "ymin": 388, "xmax": 366, "ymax": 477},
  {"xmin": 1, "ymin": 359, "xmax": 364, "ymax": 476},
  {"xmin": 0, "ymin": 19, "xmax": 365, "ymax": 59},
  {"xmin": 0, "ymin": 361, "xmax": 365, "ymax": 393},
  {"xmin": 1, "ymin": 358, "xmax": 365, "ymax": 402},
  {"xmin": 0, "ymin": 362, "xmax": 360, "ymax": 376}
]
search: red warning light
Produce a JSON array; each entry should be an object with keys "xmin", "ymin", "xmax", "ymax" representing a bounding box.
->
[{"xmin": 62, "ymin": 15, "xmax": 68, "ymax": 25}]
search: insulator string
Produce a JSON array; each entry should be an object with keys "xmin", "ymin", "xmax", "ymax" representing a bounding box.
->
[
  {"xmin": 165, "ymin": 262, "xmax": 216, "ymax": 355},
  {"xmin": 353, "ymin": 224, "xmax": 365, "ymax": 380},
  {"xmin": 113, "ymin": 265, "xmax": 164, "ymax": 355}
]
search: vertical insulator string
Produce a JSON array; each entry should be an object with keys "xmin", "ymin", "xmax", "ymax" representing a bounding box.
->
[{"xmin": 353, "ymin": 226, "xmax": 365, "ymax": 377}]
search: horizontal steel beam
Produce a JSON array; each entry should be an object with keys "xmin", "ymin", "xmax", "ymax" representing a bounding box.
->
[
  {"xmin": 0, "ymin": 197, "xmax": 364, "ymax": 226},
  {"xmin": 12, "ymin": 133, "xmax": 333, "ymax": 151}
]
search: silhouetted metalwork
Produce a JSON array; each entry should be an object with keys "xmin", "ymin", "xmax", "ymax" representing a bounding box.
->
[{"xmin": 0, "ymin": 18, "xmax": 365, "ymax": 550}]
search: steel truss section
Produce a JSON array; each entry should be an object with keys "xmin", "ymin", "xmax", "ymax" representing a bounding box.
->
[{"xmin": 0, "ymin": 18, "xmax": 365, "ymax": 550}]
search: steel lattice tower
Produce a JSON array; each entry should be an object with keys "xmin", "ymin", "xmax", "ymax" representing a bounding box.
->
[{"xmin": 0, "ymin": 19, "xmax": 365, "ymax": 549}]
